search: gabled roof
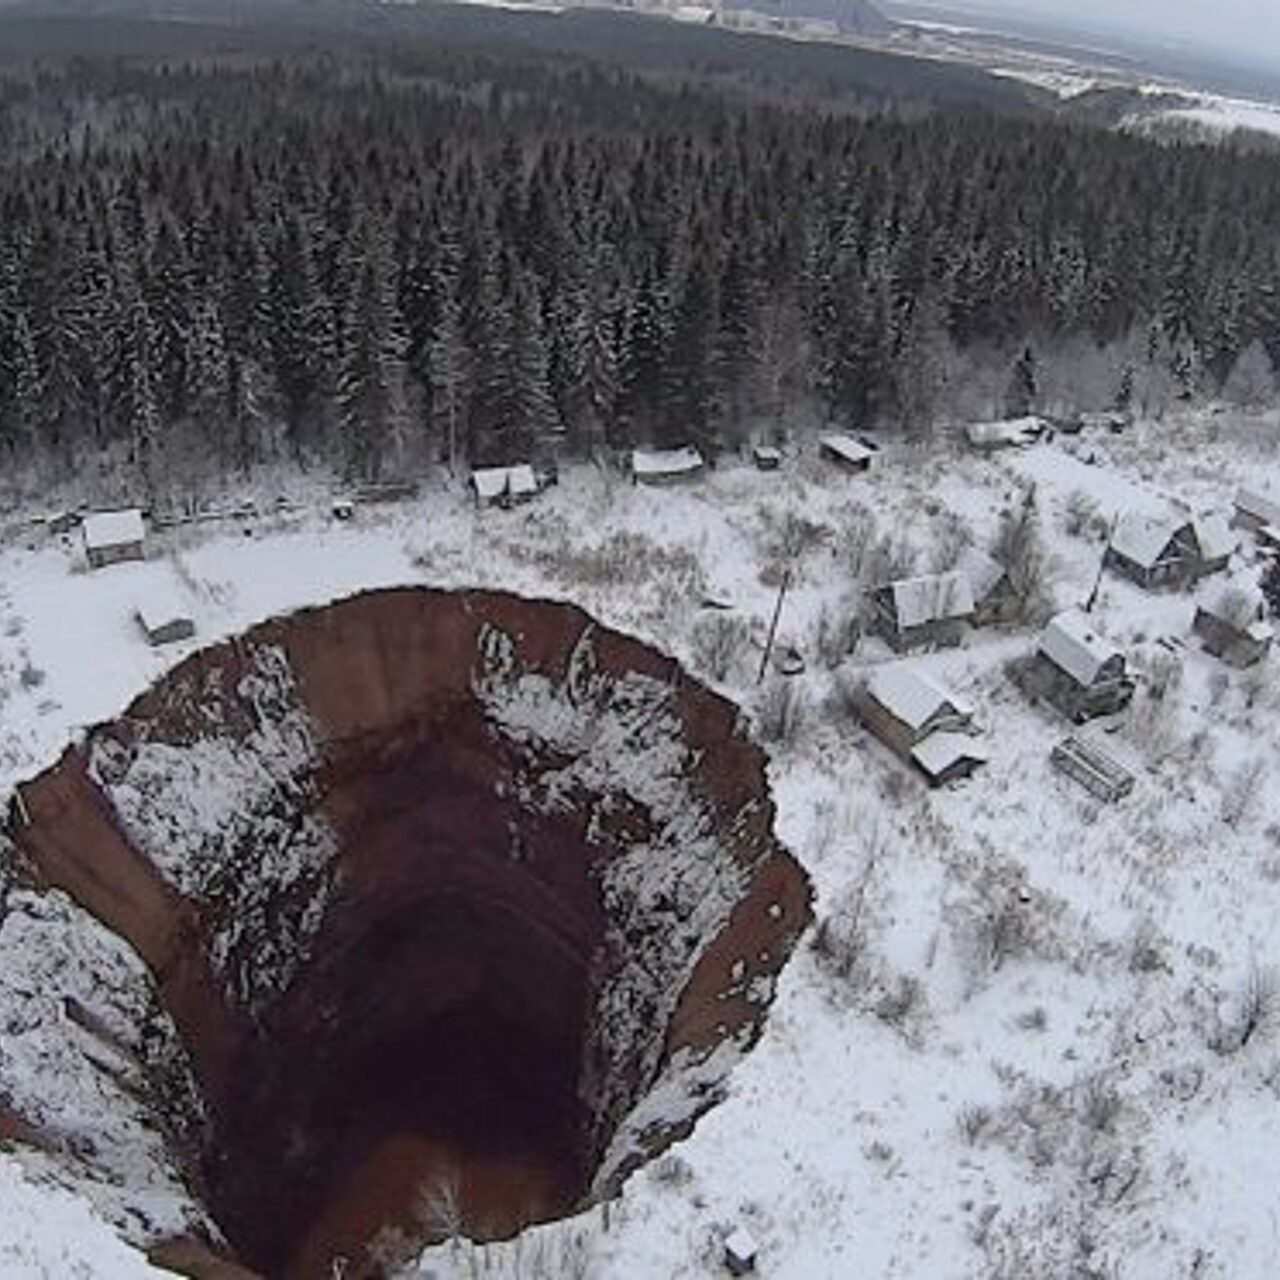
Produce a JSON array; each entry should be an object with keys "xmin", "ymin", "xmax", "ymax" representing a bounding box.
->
[
  {"xmin": 1037, "ymin": 610, "xmax": 1122, "ymax": 686},
  {"xmin": 632, "ymin": 446, "xmax": 704, "ymax": 478},
  {"xmin": 82, "ymin": 508, "xmax": 144, "ymax": 551},
  {"xmin": 964, "ymin": 416, "xmax": 1045, "ymax": 448},
  {"xmin": 866, "ymin": 664, "xmax": 972, "ymax": 732},
  {"xmin": 135, "ymin": 588, "xmax": 193, "ymax": 635},
  {"xmin": 911, "ymin": 732, "xmax": 988, "ymax": 779},
  {"xmin": 471, "ymin": 464, "xmax": 537, "ymax": 500},
  {"xmin": 1109, "ymin": 513, "xmax": 1181, "ymax": 570},
  {"xmin": 885, "ymin": 572, "xmax": 975, "ymax": 628},
  {"xmin": 1235, "ymin": 486, "xmax": 1280, "ymax": 526},
  {"xmin": 956, "ymin": 547, "xmax": 1007, "ymax": 602},
  {"xmin": 1191, "ymin": 514, "xmax": 1236, "ymax": 563},
  {"xmin": 819, "ymin": 433, "xmax": 874, "ymax": 466}
]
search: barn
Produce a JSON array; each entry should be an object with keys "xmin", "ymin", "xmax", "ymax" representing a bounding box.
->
[{"xmin": 83, "ymin": 509, "xmax": 145, "ymax": 570}]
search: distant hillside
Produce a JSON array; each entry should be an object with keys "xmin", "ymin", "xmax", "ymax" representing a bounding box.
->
[{"xmin": 723, "ymin": 0, "xmax": 893, "ymax": 36}]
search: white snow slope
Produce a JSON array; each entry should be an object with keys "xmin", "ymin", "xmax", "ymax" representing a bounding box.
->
[{"xmin": 3, "ymin": 408, "xmax": 1280, "ymax": 1278}]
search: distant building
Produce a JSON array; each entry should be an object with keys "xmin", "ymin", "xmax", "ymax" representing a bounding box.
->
[
  {"xmin": 819, "ymin": 433, "xmax": 875, "ymax": 472},
  {"xmin": 752, "ymin": 444, "xmax": 782, "ymax": 472},
  {"xmin": 1079, "ymin": 410, "xmax": 1132, "ymax": 434},
  {"xmin": 470, "ymin": 464, "xmax": 538, "ymax": 508},
  {"xmin": 1194, "ymin": 589, "xmax": 1274, "ymax": 667},
  {"xmin": 1233, "ymin": 486, "xmax": 1280, "ymax": 533},
  {"xmin": 1028, "ymin": 610, "xmax": 1134, "ymax": 722},
  {"xmin": 631, "ymin": 446, "xmax": 705, "ymax": 485},
  {"xmin": 82, "ymin": 509, "xmax": 145, "ymax": 569},
  {"xmin": 856, "ymin": 665, "xmax": 986, "ymax": 787},
  {"xmin": 1105, "ymin": 513, "xmax": 1234, "ymax": 589},
  {"xmin": 869, "ymin": 571, "xmax": 975, "ymax": 652},
  {"xmin": 963, "ymin": 416, "xmax": 1047, "ymax": 451}
]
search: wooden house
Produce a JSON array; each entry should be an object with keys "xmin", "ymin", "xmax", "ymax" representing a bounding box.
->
[
  {"xmin": 963, "ymin": 416, "xmax": 1047, "ymax": 452},
  {"xmin": 869, "ymin": 571, "xmax": 975, "ymax": 652},
  {"xmin": 470, "ymin": 464, "xmax": 538, "ymax": 508},
  {"xmin": 857, "ymin": 665, "xmax": 986, "ymax": 787},
  {"xmin": 135, "ymin": 600, "xmax": 195, "ymax": 647},
  {"xmin": 83, "ymin": 509, "xmax": 145, "ymax": 569},
  {"xmin": 631, "ymin": 446, "xmax": 705, "ymax": 485},
  {"xmin": 957, "ymin": 547, "xmax": 1019, "ymax": 626},
  {"xmin": 1233, "ymin": 486, "xmax": 1280, "ymax": 533},
  {"xmin": 1051, "ymin": 735, "xmax": 1135, "ymax": 802},
  {"xmin": 1028, "ymin": 611, "xmax": 1135, "ymax": 722},
  {"xmin": 819, "ymin": 433, "xmax": 875, "ymax": 472},
  {"xmin": 1194, "ymin": 590, "xmax": 1274, "ymax": 667},
  {"xmin": 1105, "ymin": 513, "xmax": 1233, "ymax": 590}
]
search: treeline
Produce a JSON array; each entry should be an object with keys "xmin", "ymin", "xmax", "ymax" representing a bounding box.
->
[{"xmin": 1, "ymin": 31, "xmax": 1279, "ymax": 500}]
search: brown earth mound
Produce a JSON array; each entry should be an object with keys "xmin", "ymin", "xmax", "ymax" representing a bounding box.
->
[{"xmin": 6, "ymin": 588, "xmax": 810, "ymax": 1278}]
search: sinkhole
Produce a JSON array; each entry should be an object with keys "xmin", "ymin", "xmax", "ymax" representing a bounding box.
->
[{"xmin": 1, "ymin": 587, "xmax": 810, "ymax": 1278}]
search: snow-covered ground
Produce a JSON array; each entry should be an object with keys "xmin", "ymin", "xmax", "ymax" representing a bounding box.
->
[
  {"xmin": 3, "ymin": 408, "xmax": 1280, "ymax": 1277},
  {"xmin": 1158, "ymin": 93, "xmax": 1280, "ymax": 141}
]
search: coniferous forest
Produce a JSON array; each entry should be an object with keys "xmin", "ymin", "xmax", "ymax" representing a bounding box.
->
[{"xmin": 2, "ymin": 3, "xmax": 1280, "ymax": 505}]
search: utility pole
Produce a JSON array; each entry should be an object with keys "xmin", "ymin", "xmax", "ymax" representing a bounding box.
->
[
  {"xmin": 758, "ymin": 566, "xmax": 792, "ymax": 684},
  {"xmin": 1084, "ymin": 515, "xmax": 1118, "ymax": 614}
]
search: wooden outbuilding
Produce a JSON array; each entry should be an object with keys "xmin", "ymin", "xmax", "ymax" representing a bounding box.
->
[
  {"xmin": 752, "ymin": 444, "xmax": 782, "ymax": 471},
  {"xmin": 869, "ymin": 571, "xmax": 975, "ymax": 652},
  {"xmin": 135, "ymin": 599, "xmax": 195, "ymax": 647},
  {"xmin": 470, "ymin": 464, "xmax": 539, "ymax": 508},
  {"xmin": 1194, "ymin": 590, "xmax": 1274, "ymax": 667},
  {"xmin": 1028, "ymin": 611, "xmax": 1134, "ymax": 722},
  {"xmin": 83, "ymin": 509, "xmax": 145, "ymax": 569},
  {"xmin": 819, "ymin": 433, "xmax": 875, "ymax": 472},
  {"xmin": 631, "ymin": 446, "xmax": 705, "ymax": 485},
  {"xmin": 724, "ymin": 1227, "xmax": 759, "ymax": 1276},
  {"xmin": 963, "ymin": 416, "xmax": 1047, "ymax": 451},
  {"xmin": 1233, "ymin": 486, "xmax": 1280, "ymax": 533}
]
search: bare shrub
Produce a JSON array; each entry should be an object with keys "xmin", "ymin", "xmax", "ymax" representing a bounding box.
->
[
  {"xmin": 1063, "ymin": 489, "xmax": 1103, "ymax": 540},
  {"xmin": 825, "ymin": 672, "xmax": 866, "ymax": 729},
  {"xmin": 1128, "ymin": 918, "xmax": 1167, "ymax": 974},
  {"xmin": 814, "ymin": 604, "xmax": 859, "ymax": 669},
  {"xmin": 837, "ymin": 506, "xmax": 879, "ymax": 580},
  {"xmin": 18, "ymin": 662, "xmax": 44, "ymax": 690},
  {"xmin": 756, "ymin": 679, "xmax": 806, "ymax": 746},
  {"xmin": 1016, "ymin": 1006, "xmax": 1048, "ymax": 1032},
  {"xmin": 929, "ymin": 511, "xmax": 973, "ymax": 572},
  {"xmin": 691, "ymin": 614, "xmax": 749, "ymax": 682},
  {"xmin": 957, "ymin": 1103, "xmax": 992, "ymax": 1145},
  {"xmin": 1221, "ymin": 758, "xmax": 1265, "ymax": 827},
  {"xmin": 1077, "ymin": 1076, "xmax": 1122, "ymax": 1133},
  {"xmin": 992, "ymin": 487, "xmax": 1053, "ymax": 624},
  {"xmin": 649, "ymin": 1153, "xmax": 694, "ymax": 1188}
]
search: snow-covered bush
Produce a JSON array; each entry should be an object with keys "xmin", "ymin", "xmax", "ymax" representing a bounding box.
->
[
  {"xmin": 755, "ymin": 678, "xmax": 806, "ymax": 746},
  {"xmin": 691, "ymin": 613, "xmax": 749, "ymax": 682}
]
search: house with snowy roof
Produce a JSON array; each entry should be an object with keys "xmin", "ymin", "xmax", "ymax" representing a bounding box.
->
[
  {"xmin": 857, "ymin": 664, "xmax": 987, "ymax": 786},
  {"xmin": 1028, "ymin": 610, "xmax": 1134, "ymax": 722},
  {"xmin": 869, "ymin": 570, "xmax": 975, "ymax": 652},
  {"xmin": 630, "ymin": 445, "xmax": 705, "ymax": 485},
  {"xmin": 82, "ymin": 509, "xmax": 145, "ymax": 570},
  {"xmin": 470, "ymin": 464, "xmax": 539, "ymax": 509},
  {"xmin": 1193, "ymin": 586, "xmax": 1274, "ymax": 668},
  {"xmin": 819, "ymin": 433, "xmax": 875, "ymax": 473},
  {"xmin": 1105, "ymin": 512, "xmax": 1234, "ymax": 590}
]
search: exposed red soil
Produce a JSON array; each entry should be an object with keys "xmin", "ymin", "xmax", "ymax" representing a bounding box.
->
[{"xmin": 8, "ymin": 588, "xmax": 810, "ymax": 1277}]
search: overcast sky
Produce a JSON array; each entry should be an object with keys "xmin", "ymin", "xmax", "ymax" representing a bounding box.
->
[{"xmin": 916, "ymin": 0, "xmax": 1280, "ymax": 71}]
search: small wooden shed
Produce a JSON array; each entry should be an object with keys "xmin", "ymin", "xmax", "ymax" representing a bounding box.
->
[
  {"xmin": 869, "ymin": 571, "xmax": 975, "ymax": 652},
  {"xmin": 958, "ymin": 547, "xmax": 1019, "ymax": 627},
  {"xmin": 1194, "ymin": 590, "xmax": 1274, "ymax": 667},
  {"xmin": 135, "ymin": 597, "xmax": 195, "ymax": 647},
  {"xmin": 819, "ymin": 433, "xmax": 875, "ymax": 472},
  {"xmin": 470, "ymin": 464, "xmax": 538, "ymax": 508},
  {"xmin": 83, "ymin": 509, "xmax": 145, "ymax": 569},
  {"xmin": 963, "ymin": 416, "xmax": 1046, "ymax": 451},
  {"xmin": 1028, "ymin": 611, "xmax": 1134, "ymax": 723},
  {"xmin": 631, "ymin": 446, "xmax": 705, "ymax": 486},
  {"xmin": 724, "ymin": 1227, "xmax": 759, "ymax": 1276},
  {"xmin": 752, "ymin": 444, "xmax": 782, "ymax": 471}
]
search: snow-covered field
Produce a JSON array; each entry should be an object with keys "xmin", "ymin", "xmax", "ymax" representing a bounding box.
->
[
  {"xmin": 1159, "ymin": 94, "xmax": 1280, "ymax": 141},
  {"xmin": 3, "ymin": 409, "xmax": 1280, "ymax": 1277}
]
